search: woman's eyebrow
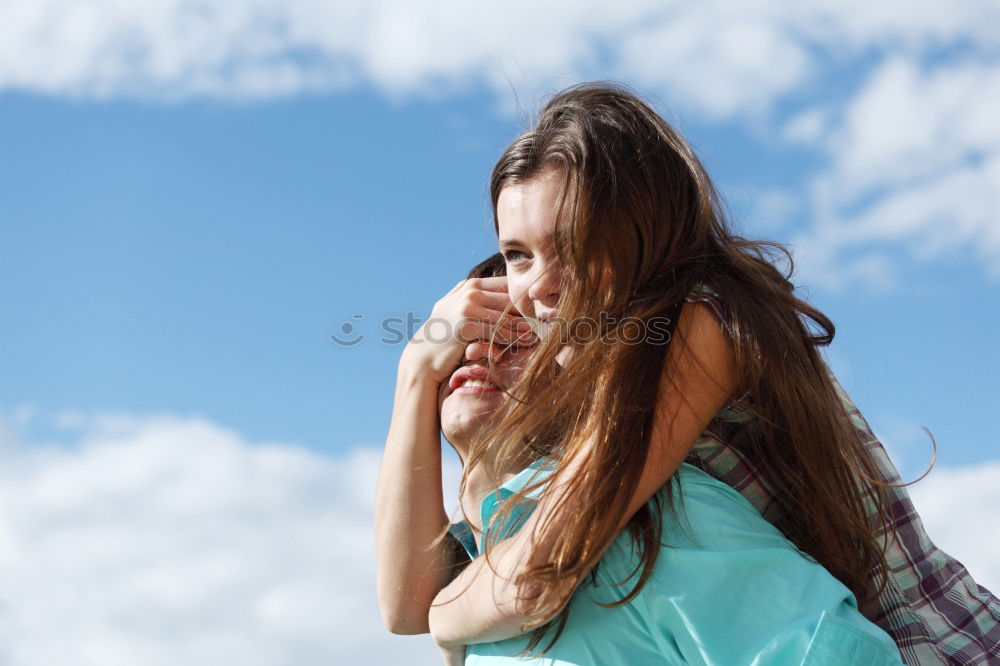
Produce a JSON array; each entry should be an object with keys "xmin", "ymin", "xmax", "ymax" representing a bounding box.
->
[{"xmin": 498, "ymin": 233, "xmax": 556, "ymax": 249}]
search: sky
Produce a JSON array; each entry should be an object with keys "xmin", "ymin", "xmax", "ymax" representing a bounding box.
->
[{"xmin": 0, "ymin": 1, "xmax": 998, "ymax": 664}]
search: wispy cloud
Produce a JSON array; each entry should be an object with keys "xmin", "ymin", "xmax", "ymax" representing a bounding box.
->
[
  {"xmin": 909, "ymin": 462, "xmax": 1000, "ymax": 595},
  {"xmin": 0, "ymin": 409, "xmax": 451, "ymax": 665},
  {"xmin": 1, "ymin": 1, "xmax": 994, "ymax": 111},
  {"xmin": 788, "ymin": 57, "xmax": 1000, "ymax": 289}
]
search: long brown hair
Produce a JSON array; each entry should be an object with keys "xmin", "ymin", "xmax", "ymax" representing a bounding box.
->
[{"xmin": 462, "ymin": 82, "xmax": 895, "ymax": 652}]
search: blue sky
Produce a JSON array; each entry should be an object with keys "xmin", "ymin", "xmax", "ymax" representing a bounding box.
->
[
  {"xmin": 0, "ymin": 2, "xmax": 998, "ymax": 664},
  {"xmin": 3, "ymin": 87, "xmax": 995, "ymax": 474},
  {"xmin": 2, "ymin": 90, "xmax": 515, "ymax": 451}
]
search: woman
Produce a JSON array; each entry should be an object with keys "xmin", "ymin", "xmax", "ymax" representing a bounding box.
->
[
  {"xmin": 425, "ymin": 83, "xmax": 1000, "ymax": 664},
  {"xmin": 379, "ymin": 255, "xmax": 902, "ymax": 664}
]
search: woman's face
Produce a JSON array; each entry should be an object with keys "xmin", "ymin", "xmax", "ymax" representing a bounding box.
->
[{"xmin": 496, "ymin": 167, "xmax": 564, "ymax": 330}]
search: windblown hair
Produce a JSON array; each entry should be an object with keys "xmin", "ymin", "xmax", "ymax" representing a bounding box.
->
[{"xmin": 462, "ymin": 82, "xmax": 895, "ymax": 653}]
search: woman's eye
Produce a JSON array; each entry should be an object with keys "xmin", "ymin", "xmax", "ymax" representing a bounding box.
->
[{"xmin": 502, "ymin": 250, "xmax": 527, "ymax": 262}]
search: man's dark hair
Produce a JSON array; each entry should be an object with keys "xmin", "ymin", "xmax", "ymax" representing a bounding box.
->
[{"xmin": 466, "ymin": 253, "xmax": 506, "ymax": 280}]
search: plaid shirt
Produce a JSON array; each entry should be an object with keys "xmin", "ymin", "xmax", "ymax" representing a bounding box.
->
[{"xmin": 685, "ymin": 286, "xmax": 1000, "ymax": 665}]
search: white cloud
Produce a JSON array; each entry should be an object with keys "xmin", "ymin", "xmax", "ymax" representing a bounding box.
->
[
  {"xmin": 784, "ymin": 0, "xmax": 1000, "ymax": 54},
  {"xmin": 0, "ymin": 409, "xmax": 453, "ymax": 666},
  {"xmin": 787, "ymin": 56, "xmax": 1000, "ymax": 291},
  {"xmin": 824, "ymin": 58, "xmax": 1000, "ymax": 202},
  {"xmin": 617, "ymin": 9, "xmax": 811, "ymax": 119},
  {"xmin": 1, "ymin": 0, "xmax": 996, "ymax": 116},
  {"xmin": 909, "ymin": 463, "xmax": 1000, "ymax": 595},
  {"xmin": 783, "ymin": 107, "xmax": 831, "ymax": 145}
]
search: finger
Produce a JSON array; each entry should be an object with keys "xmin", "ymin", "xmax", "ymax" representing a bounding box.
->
[
  {"xmin": 465, "ymin": 276, "xmax": 509, "ymax": 293},
  {"xmin": 457, "ymin": 318, "xmax": 538, "ymax": 346},
  {"xmin": 499, "ymin": 327, "xmax": 541, "ymax": 349},
  {"xmin": 469, "ymin": 306, "xmax": 535, "ymax": 334},
  {"xmin": 455, "ymin": 320, "xmax": 493, "ymax": 345},
  {"xmin": 469, "ymin": 288, "xmax": 520, "ymax": 314},
  {"xmin": 484, "ymin": 326, "xmax": 538, "ymax": 347}
]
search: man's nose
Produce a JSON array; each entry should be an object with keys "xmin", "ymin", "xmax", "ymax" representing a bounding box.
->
[{"xmin": 464, "ymin": 339, "xmax": 516, "ymax": 364}]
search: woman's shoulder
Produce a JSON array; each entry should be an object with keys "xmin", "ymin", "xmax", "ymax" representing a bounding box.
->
[
  {"xmin": 684, "ymin": 282, "xmax": 729, "ymax": 331},
  {"xmin": 680, "ymin": 283, "xmax": 753, "ymax": 414}
]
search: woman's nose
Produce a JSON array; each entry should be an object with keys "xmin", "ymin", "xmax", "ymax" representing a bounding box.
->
[{"xmin": 527, "ymin": 263, "xmax": 561, "ymax": 307}]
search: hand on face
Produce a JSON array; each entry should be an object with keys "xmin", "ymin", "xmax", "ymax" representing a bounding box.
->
[{"xmin": 402, "ymin": 276, "xmax": 537, "ymax": 387}]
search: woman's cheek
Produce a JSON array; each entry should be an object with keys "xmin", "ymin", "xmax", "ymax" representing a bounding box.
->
[{"xmin": 518, "ymin": 296, "xmax": 534, "ymax": 320}]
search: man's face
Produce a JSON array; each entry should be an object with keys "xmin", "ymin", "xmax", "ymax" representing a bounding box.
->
[{"xmin": 439, "ymin": 339, "xmax": 534, "ymax": 451}]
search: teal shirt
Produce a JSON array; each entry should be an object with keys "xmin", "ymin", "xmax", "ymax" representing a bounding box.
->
[{"xmin": 449, "ymin": 462, "xmax": 903, "ymax": 665}]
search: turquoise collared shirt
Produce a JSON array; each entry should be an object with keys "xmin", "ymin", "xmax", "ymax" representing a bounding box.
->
[{"xmin": 448, "ymin": 462, "xmax": 903, "ymax": 665}]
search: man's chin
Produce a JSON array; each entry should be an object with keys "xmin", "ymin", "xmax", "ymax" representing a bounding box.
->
[{"xmin": 441, "ymin": 409, "xmax": 498, "ymax": 444}]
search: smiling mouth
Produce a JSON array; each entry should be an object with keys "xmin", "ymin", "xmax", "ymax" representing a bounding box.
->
[{"xmin": 453, "ymin": 378, "xmax": 500, "ymax": 394}]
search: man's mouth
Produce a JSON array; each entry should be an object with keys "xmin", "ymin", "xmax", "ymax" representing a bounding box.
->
[
  {"xmin": 449, "ymin": 365, "xmax": 500, "ymax": 393},
  {"xmin": 453, "ymin": 378, "xmax": 499, "ymax": 394}
]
